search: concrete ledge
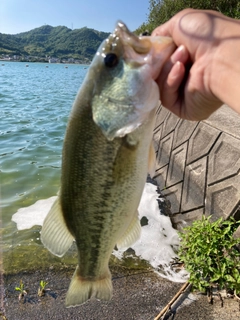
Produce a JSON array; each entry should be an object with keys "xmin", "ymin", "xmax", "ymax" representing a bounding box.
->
[{"xmin": 153, "ymin": 104, "xmax": 240, "ymax": 229}]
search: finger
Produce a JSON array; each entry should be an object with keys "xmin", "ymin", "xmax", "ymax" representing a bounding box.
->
[
  {"xmin": 158, "ymin": 61, "xmax": 186, "ymax": 117},
  {"xmin": 152, "ymin": 9, "xmax": 197, "ymax": 46},
  {"xmin": 171, "ymin": 45, "xmax": 189, "ymax": 64},
  {"xmin": 152, "ymin": 21, "xmax": 173, "ymax": 38},
  {"xmin": 156, "ymin": 45, "xmax": 189, "ymax": 97}
]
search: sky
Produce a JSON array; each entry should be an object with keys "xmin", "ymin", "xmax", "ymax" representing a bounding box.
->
[{"xmin": 0, "ymin": 0, "xmax": 150, "ymax": 35}]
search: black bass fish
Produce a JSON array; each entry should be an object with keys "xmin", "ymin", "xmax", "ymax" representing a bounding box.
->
[{"xmin": 41, "ymin": 21, "xmax": 175, "ymax": 307}]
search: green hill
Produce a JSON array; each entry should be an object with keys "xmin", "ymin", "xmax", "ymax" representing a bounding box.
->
[{"xmin": 0, "ymin": 25, "xmax": 110, "ymax": 62}]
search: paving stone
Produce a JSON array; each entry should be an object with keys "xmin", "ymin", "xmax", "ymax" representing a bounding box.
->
[
  {"xmin": 205, "ymin": 175, "xmax": 240, "ymax": 220},
  {"xmin": 181, "ymin": 157, "xmax": 207, "ymax": 212},
  {"xmin": 208, "ymin": 132, "xmax": 240, "ymax": 185},
  {"xmin": 167, "ymin": 142, "xmax": 187, "ymax": 186},
  {"xmin": 187, "ymin": 122, "xmax": 221, "ymax": 164},
  {"xmin": 153, "ymin": 165, "xmax": 168, "ymax": 189},
  {"xmin": 171, "ymin": 208, "xmax": 204, "ymax": 230},
  {"xmin": 162, "ymin": 182, "xmax": 182, "ymax": 214},
  {"xmin": 153, "ymin": 104, "xmax": 240, "ymax": 227},
  {"xmin": 205, "ymin": 104, "xmax": 240, "ymax": 139},
  {"xmin": 154, "ymin": 105, "xmax": 169, "ymax": 129},
  {"xmin": 152, "ymin": 125, "xmax": 162, "ymax": 153},
  {"xmin": 155, "ymin": 132, "xmax": 173, "ymax": 168},
  {"xmin": 162, "ymin": 111, "xmax": 180, "ymax": 138},
  {"xmin": 173, "ymin": 119, "xmax": 199, "ymax": 149}
]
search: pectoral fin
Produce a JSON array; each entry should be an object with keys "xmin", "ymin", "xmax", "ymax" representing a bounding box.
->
[
  {"xmin": 40, "ymin": 196, "xmax": 74, "ymax": 257},
  {"xmin": 117, "ymin": 212, "xmax": 141, "ymax": 249}
]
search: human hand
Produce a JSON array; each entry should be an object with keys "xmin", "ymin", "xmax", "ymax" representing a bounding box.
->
[{"xmin": 152, "ymin": 9, "xmax": 240, "ymax": 120}]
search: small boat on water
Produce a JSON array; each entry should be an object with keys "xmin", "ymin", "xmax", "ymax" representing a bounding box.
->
[{"xmin": 26, "ymin": 64, "xmax": 29, "ymax": 67}]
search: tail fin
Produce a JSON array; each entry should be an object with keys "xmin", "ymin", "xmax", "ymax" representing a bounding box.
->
[{"xmin": 65, "ymin": 266, "xmax": 113, "ymax": 307}]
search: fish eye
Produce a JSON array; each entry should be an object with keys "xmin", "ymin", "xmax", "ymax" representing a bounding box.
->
[{"xmin": 104, "ymin": 53, "xmax": 118, "ymax": 68}]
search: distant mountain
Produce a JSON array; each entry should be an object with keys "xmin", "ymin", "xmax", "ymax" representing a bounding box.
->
[{"xmin": 0, "ymin": 25, "xmax": 110, "ymax": 62}]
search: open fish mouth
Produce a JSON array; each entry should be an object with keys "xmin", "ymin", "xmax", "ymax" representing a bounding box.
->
[
  {"xmin": 114, "ymin": 21, "xmax": 153, "ymax": 58},
  {"xmin": 113, "ymin": 21, "xmax": 174, "ymax": 76}
]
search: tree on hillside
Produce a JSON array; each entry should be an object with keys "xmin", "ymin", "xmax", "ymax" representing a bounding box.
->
[{"xmin": 136, "ymin": 0, "xmax": 240, "ymax": 34}]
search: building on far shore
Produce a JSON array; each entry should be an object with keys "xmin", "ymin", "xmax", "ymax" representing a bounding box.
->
[{"xmin": 48, "ymin": 57, "xmax": 60, "ymax": 63}]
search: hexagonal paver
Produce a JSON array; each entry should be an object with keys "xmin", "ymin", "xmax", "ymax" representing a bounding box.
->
[
  {"xmin": 162, "ymin": 111, "xmax": 180, "ymax": 138},
  {"xmin": 167, "ymin": 142, "xmax": 187, "ymax": 186},
  {"xmin": 187, "ymin": 122, "xmax": 221, "ymax": 164},
  {"xmin": 153, "ymin": 165, "xmax": 168, "ymax": 189},
  {"xmin": 208, "ymin": 133, "xmax": 240, "ymax": 185},
  {"xmin": 171, "ymin": 208, "xmax": 203, "ymax": 230},
  {"xmin": 153, "ymin": 103, "xmax": 240, "ymax": 227},
  {"xmin": 154, "ymin": 105, "xmax": 169, "ymax": 129},
  {"xmin": 155, "ymin": 132, "xmax": 173, "ymax": 169},
  {"xmin": 162, "ymin": 182, "xmax": 182, "ymax": 214},
  {"xmin": 206, "ymin": 175, "xmax": 240, "ymax": 220},
  {"xmin": 205, "ymin": 104, "xmax": 240, "ymax": 140},
  {"xmin": 152, "ymin": 125, "xmax": 162, "ymax": 153},
  {"xmin": 173, "ymin": 120, "xmax": 199, "ymax": 149},
  {"xmin": 181, "ymin": 157, "xmax": 207, "ymax": 212}
]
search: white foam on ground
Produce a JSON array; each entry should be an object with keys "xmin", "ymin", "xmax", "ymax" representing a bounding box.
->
[
  {"xmin": 113, "ymin": 183, "xmax": 189, "ymax": 282},
  {"xmin": 11, "ymin": 183, "xmax": 189, "ymax": 282},
  {"xmin": 12, "ymin": 196, "xmax": 57, "ymax": 230}
]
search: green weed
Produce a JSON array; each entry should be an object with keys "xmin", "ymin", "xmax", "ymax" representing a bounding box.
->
[
  {"xmin": 178, "ymin": 216, "xmax": 240, "ymax": 294},
  {"xmin": 38, "ymin": 280, "xmax": 48, "ymax": 297},
  {"xmin": 15, "ymin": 280, "xmax": 27, "ymax": 300}
]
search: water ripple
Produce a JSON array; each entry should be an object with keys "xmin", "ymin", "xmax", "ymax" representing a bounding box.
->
[{"xmin": 0, "ymin": 61, "xmax": 88, "ymax": 241}]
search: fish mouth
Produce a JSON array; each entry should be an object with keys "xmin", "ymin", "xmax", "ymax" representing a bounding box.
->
[
  {"xmin": 111, "ymin": 21, "xmax": 152, "ymax": 66},
  {"xmin": 113, "ymin": 21, "xmax": 175, "ymax": 79},
  {"xmin": 114, "ymin": 21, "xmax": 152, "ymax": 55}
]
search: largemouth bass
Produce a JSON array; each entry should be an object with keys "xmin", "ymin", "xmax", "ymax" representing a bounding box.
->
[{"xmin": 41, "ymin": 21, "xmax": 175, "ymax": 307}]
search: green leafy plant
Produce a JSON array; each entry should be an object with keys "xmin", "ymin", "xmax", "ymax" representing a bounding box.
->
[
  {"xmin": 38, "ymin": 280, "xmax": 48, "ymax": 297},
  {"xmin": 15, "ymin": 280, "xmax": 27, "ymax": 300},
  {"xmin": 135, "ymin": 0, "xmax": 240, "ymax": 34},
  {"xmin": 178, "ymin": 216, "xmax": 240, "ymax": 294}
]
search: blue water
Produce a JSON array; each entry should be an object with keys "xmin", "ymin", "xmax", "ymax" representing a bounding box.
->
[{"xmin": 0, "ymin": 62, "xmax": 88, "ymax": 270}]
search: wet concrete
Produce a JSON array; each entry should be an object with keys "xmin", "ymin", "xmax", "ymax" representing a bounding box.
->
[{"xmin": 2, "ymin": 265, "xmax": 240, "ymax": 320}]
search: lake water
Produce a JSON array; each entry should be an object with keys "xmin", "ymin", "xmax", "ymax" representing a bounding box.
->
[
  {"xmin": 1, "ymin": 61, "xmax": 88, "ymax": 272},
  {"xmin": 1, "ymin": 61, "xmax": 187, "ymax": 282}
]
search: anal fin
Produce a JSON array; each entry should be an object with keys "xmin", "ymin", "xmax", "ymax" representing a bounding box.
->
[
  {"xmin": 117, "ymin": 211, "xmax": 141, "ymax": 249},
  {"xmin": 40, "ymin": 196, "xmax": 74, "ymax": 257}
]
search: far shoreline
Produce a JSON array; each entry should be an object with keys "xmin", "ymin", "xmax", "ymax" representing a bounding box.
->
[{"xmin": 0, "ymin": 59, "xmax": 90, "ymax": 65}]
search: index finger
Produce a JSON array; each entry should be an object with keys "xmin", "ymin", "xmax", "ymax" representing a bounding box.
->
[{"xmin": 151, "ymin": 20, "xmax": 173, "ymax": 37}]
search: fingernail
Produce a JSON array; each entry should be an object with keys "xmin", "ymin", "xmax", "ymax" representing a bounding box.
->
[
  {"xmin": 170, "ymin": 61, "xmax": 181, "ymax": 79},
  {"xmin": 171, "ymin": 45, "xmax": 185, "ymax": 64}
]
